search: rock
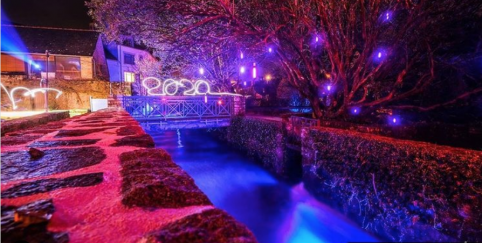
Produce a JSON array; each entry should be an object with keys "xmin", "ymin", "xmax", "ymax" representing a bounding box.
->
[
  {"xmin": 2, "ymin": 173, "xmax": 104, "ymax": 199},
  {"xmin": 29, "ymin": 139, "xmax": 100, "ymax": 148},
  {"xmin": 1, "ymin": 199, "xmax": 69, "ymax": 243},
  {"xmin": 144, "ymin": 208, "xmax": 257, "ymax": 243},
  {"xmin": 1, "ymin": 147, "xmax": 106, "ymax": 183},
  {"xmin": 119, "ymin": 149, "xmax": 211, "ymax": 208},
  {"xmin": 28, "ymin": 148, "xmax": 44, "ymax": 159},
  {"xmin": 111, "ymin": 134, "xmax": 155, "ymax": 148}
]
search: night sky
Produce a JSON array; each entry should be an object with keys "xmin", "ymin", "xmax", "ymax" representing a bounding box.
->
[{"xmin": 1, "ymin": 0, "xmax": 92, "ymax": 29}]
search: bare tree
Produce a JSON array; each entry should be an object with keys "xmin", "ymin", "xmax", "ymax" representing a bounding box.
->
[{"xmin": 88, "ymin": 0, "xmax": 482, "ymax": 118}]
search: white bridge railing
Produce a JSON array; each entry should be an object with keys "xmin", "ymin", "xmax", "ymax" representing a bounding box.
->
[{"xmin": 122, "ymin": 95, "xmax": 244, "ymax": 121}]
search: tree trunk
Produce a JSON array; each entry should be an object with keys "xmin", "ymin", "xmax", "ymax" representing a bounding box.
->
[{"xmin": 310, "ymin": 97, "xmax": 323, "ymax": 118}]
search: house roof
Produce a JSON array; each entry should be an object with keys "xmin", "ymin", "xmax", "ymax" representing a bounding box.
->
[{"xmin": 1, "ymin": 25, "xmax": 100, "ymax": 56}]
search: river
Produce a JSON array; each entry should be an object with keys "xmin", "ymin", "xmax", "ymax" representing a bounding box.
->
[{"xmin": 146, "ymin": 128, "xmax": 378, "ymax": 243}]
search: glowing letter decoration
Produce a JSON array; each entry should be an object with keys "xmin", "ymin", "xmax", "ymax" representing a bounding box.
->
[{"xmin": 142, "ymin": 77, "xmax": 241, "ymax": 96}]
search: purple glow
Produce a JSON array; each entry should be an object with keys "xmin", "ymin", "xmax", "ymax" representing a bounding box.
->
[
  {"xmin": 199, "ymin": 67, "xmax": 204, "ymax": 75},
  {"xmin": 240, "ymin": 66, "xmax": 246, "ymax": 74},
  {"xmin": 374, "ymin": 49, "xmax": 387, "ymax": 62},
  {"xmin": 388, "ymin": 115, "xmax": 401, "ymax": 125},
  {"xmin": 34, "ymin": 64, "xmax": 40, "ymax": 69},
  {"xmin": 269, "ymin": 47, "xmax": 272, "ymax": 53},
  {"xmin": 240, "ymin": 52, "xmax": 244, "ymax": 59},
  {"xmin": 325, "ymin": 84, "xmax": 333, "ymax": 92},
  {"xmin": 351, "ymin": 107, "xmax": 360, "ymax": 115},
  {"xmin": 218, "ymin": 100, "xmax": 222, "ymax": 105},
  {"xmin": 204, "ymin": 95, "xmax": 207, "ymax": 103},
  {"xmin": 243, "ymin": 81, "xmax": 247, "ymax": 86},
  {"xmin": 315, "ymin": 36, "xmax": 319, "ymax": 42}
]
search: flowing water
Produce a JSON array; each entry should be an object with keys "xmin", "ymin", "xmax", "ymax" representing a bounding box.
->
[{"xmin": 146, "ymin": 128, "xmax": 378, "ymax": 243}]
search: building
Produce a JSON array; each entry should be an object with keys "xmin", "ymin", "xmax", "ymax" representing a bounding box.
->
[
  {"xmin": 1, "ymin": 25, "xmax": 108, "ymax": 80},
  {"xmin": 104, "ymin": 41, "xmax": 155, "ymax": 83}
]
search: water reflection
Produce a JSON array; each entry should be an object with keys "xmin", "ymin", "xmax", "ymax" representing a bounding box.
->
[{"xmin": 147, "ymin": 129, "xmax": 378, "ymax": 243}]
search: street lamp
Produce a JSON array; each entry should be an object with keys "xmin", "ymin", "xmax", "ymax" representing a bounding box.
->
[{"xmin": 45, "ymin": 50, "xmax": 50, "ymax": 112}]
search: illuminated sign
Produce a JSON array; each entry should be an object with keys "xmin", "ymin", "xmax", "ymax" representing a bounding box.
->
[
  {"xmin": 142, "ymin": 77, "xmax": 241, "ymax": 96},
  {"xmin": 1, "ymin": 82, "xmax": 63, "ymax": 110}
]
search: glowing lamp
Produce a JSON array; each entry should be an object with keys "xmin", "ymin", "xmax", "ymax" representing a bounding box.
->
[
  {"xmin": 243, "ymin": 81, "xmax": 247, "ymax": 86},
  {"xmin": 199, "ymin": 67, "xmax": 204, "ymax": 75},
  {"xmin": 378, "ymin": 52, "xmax": 382, "ymax": 58},
  {"xmin": 351, "ymin": 107, "xmax": 360, "ymax": 115},
  {"xmin": 265, "ymin": 74, "xmax": 272, "ymax": 81},
  {"xmin": 34, "ymin": 64, "xmax": 40, "ymax": 69},
  {"xmin": 240, "ymin": 66, "xmax": 246, "ymax": 74},
  {"xmin": 204, "ymin": 95, "xmax": 207, "ymax": 103},
  {"xmin": 218, "ymin": 100, "xmax": 222, "ymax": 105},
  {"xmin": 326, "ymin": 85, "xmax": 332, "ymax": 92},
  {"xmin": 388, "ymin": 115, "xmax": 401, "ymax": 125},
  {"xmin": 240, "ymin": 52, "xmax": 244, "ymax": 59},
  {"xmin": 315, "ymin": 36, "xmax": 319, "ymax": 42},
  {"xmin": 268, "ymin": 47, "xmax": 273, "ymax": 53}
]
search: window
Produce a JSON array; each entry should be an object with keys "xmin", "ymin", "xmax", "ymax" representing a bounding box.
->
[
  {"xmin": 55, "ymin": 56, "xmax": 81, "ymax": 80},
  {"xmin": 124, "ymin": 53, "xmax": 135, "ymax": 65},
  {"xmin": 124, "ymin": 72, "xmax": 135, "ymax": 82},
  {"xmin": 1, "ymin": 54, "xmax": 26, "ymax": 73}
]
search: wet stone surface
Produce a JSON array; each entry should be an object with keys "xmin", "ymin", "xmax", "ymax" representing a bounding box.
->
[
  {"xmin": 116, "ymin": 126, "xmax": 145, "ymax": 136},
  {"xmin": 55, "ymin": 128, "xmax": 114, "ymax": 138},
  {"xmin": 1, "ymin": 147, "xmax": 106, "ymax": 182},
  {"xmin": 1, "ymin": 199, "xmax": 69, "ymax": 243},
  {"xmin": 111, "ymin": 134, "xmax": 155, "ymax": 148},
  {"xmin": 1, "ymin": 134, "xmax": 44, "ymax": 146},
  {"xmin": 29, "ymin": 139, "xmax": 100, "ymax": 148},
  {"xmin": 145, "ymin": 208, "xmax": 257, "ymax": 243},
  {"xmin": 2, "ymin": 173, "xmax": 104, "ymax": 199},
  {"xmin": 120, "ymin": 149, "xmax": 211, "ymax": 208}
]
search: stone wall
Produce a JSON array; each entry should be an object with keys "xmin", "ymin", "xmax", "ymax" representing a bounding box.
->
[
  {"xmin": 210, "ymin": 116, "xmax": 302, "ymax": 182},
  {"xmin": 1, "ymin": 75, "xmax": 129, "ymax": 111},
  {"xmin": 301, "ymin": 127, "xmax": 482, "ymax": 242},
  {"xmin": 1, "ymin": 111, "xmax": 70, "ymax": 136}
]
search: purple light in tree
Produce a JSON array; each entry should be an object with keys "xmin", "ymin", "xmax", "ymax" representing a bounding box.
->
[
  {"xmin": 315, "ymin": 36, "xmax": 319, "ymax": 42},
  {"xmin": 240, "ymin": 52, "xmax": 244, "ymax": 59},
  {"xmin": 268, "ymin": 47, "xmax": 273, "ymax": 53},
  {"xmin": 374, "ymin": 49, "xmax": 387, "ymax": 62},
  {"xmin": 199, "ymin": 67, "xmax": 204, "ymax": 75},
  {"xmin": 351, "ymin": 107, "xmax": 360, "ymax": 115},
  {"xmin": 325, "ymin": 84, "xmax": 334, "ymax": 93},
  {"xmin": 388, "ymin": 115, "xmax": 401, "ymax": 125},
  {"xmin": 240, "ymin": 66, "xmax": 246, "ymax": 74}
]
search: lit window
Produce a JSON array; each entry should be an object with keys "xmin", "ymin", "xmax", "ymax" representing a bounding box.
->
[{"xmin": 124, "ymin": 72, "xmax": 135, "ymax": 82}]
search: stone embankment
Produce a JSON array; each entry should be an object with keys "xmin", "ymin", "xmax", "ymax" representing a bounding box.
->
[{"xmin": 1, "ymin": 109, "xmax": 256, "ymax": 242}]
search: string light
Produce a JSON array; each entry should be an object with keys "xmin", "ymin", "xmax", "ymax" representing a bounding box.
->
[
  {"xmin": 199, "ymin": 67, "xmax": 204, "ymax": 75},
  {"xmin": 240, "ymin": 66, "xmax": 246, "ymax": 74},
  {"xmin": 240, "ymin": 52, "xmax": 244, "ymax": 59},
  {"xmin": 268, "ymin": 47, "xmax": 273, "ymax": 53}
]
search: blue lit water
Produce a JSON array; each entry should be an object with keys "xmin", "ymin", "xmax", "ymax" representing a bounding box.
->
[{"xmin": 147, "ymin": 129, "xmax": 378, "ymax": 243}]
